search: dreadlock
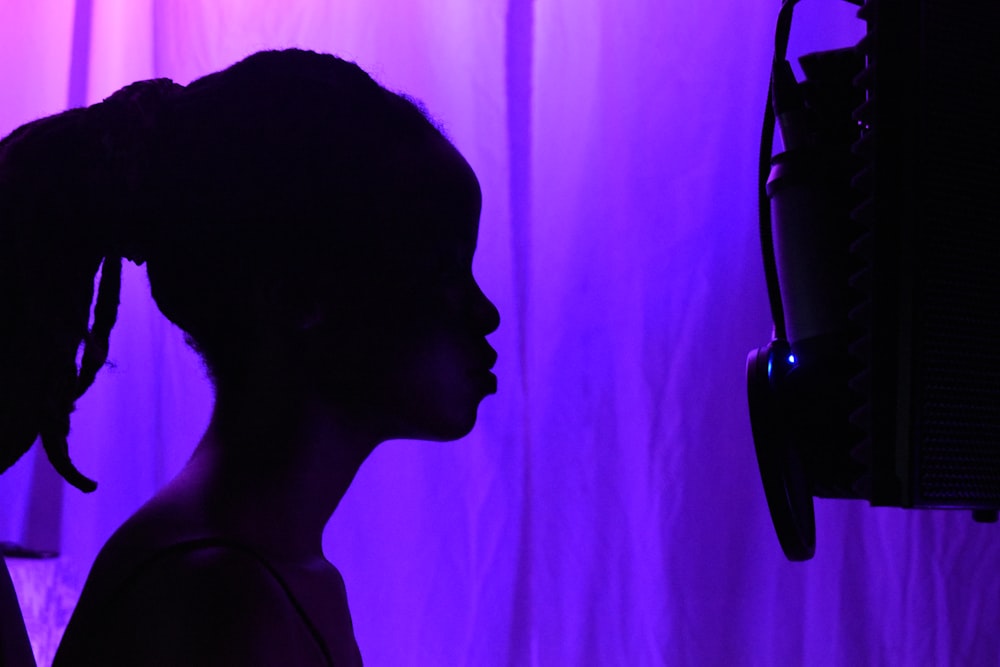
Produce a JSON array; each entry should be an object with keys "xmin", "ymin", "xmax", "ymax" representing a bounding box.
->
[
  {"xmin": 0, "ymin": 49, "xmax": 444, "ymax": 493},
  {"xmin": 0, "ymin": 78, "xmax": 180, "ymax": 492}
]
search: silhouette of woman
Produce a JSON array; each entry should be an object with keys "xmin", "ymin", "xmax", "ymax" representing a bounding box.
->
[{"xmin": 0, "ymin": 49, "xmax": 499, "ymax": 665}]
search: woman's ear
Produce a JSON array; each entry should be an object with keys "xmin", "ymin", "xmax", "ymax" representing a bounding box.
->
[
  {"xmin": 253, "ymin": 276, "xmax": 330, "ymax": 334},
  {"xmin": 296, "ymin": 301, "xmax": 328, "ymax": 332}
]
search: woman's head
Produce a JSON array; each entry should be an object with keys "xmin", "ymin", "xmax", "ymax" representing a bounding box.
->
[{"xmin": 0, "ymin": 49, "xmax": 498, "ymax": 491}]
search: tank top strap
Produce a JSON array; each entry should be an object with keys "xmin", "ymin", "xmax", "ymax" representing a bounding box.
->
[{"xmin": 113, "ymin": 536, "xmax": 335, "ymax": 667}]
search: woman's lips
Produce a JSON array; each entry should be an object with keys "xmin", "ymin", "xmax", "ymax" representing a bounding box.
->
[
  {"xmin": 481, "ymin": 370, "xmax": 498, "ymax": 394},
  {"xmin": 467, "ymin": 344, "xmax": 497, "ymax": 393}
]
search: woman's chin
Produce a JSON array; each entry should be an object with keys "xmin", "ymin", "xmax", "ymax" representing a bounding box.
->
[{"xmin": 393, "ymin": 403, "xmax": 485, "ymax": 443}]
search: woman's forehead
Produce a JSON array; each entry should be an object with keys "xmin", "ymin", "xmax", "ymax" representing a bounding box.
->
[
  {"xmin": 411, "ymin": 133, "xmax": 479, "ymax": 203},
  {"xmin": 399, "ymin": 136, "xmax": 481, "ymax": 234}
]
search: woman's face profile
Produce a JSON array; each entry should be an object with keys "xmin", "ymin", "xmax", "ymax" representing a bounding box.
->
[{"xmin": 304, "ymin": 134, "xmax": 500, "ymax": 442}]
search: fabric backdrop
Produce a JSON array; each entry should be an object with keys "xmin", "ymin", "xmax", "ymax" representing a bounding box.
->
[{"xmin": 2, "ymin": 2, "xmax": 998, "ymax": 666}]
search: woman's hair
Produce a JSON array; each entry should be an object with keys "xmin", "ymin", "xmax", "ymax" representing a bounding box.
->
[{"xmin": 0, "ymin": 49, "xmax": 445, "ymax": 492}]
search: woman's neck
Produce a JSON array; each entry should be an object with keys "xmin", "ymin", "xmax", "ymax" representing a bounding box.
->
[{"xmin": 165, "ymin": 393, "xmax": 379, "ymax": 563}]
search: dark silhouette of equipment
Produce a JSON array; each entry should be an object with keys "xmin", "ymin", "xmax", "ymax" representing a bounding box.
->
[{"xmin": 748, "ymin": 0, "xmax": 1000, "ymax": 561}]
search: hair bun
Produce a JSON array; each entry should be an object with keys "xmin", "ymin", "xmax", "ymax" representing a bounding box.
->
[{"xmin": 90, "ymin": 78, "xmax": 184, "ymax": 265}]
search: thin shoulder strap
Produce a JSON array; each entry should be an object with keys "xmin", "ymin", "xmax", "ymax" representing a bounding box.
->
[{"xmin": 115, "ymin": 537, "xmax": 336, "ymax": 667}]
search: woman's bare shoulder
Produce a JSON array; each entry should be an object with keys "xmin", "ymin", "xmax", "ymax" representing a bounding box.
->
[{"xmin": 55, "ymin": 542, "xmax": 331, "ymax": 666}]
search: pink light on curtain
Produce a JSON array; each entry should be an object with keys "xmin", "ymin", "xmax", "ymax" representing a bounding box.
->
[{"xmin": 0, "ymin": 6, "xmax": 74, "ymax": 136}]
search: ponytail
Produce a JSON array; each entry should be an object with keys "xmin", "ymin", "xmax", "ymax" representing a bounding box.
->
[{"xmin": 0, "ymin": 78, "xmax": 181, "ymax": 492}]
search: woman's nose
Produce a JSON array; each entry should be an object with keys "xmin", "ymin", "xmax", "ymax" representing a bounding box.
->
[{"xmin": 473, "ymin": 283, "xmax": 500, "ymax": 335}]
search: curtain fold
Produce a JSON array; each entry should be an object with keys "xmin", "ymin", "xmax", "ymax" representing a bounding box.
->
[{"xmin": 2, "ymin": 2, "xmax": 999, "ymax": 666}]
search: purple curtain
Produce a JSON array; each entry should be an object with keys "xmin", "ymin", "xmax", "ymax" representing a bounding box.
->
[{"xmin": 2, "ymin": 2, "xmax": 998, "ymax": 665}]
